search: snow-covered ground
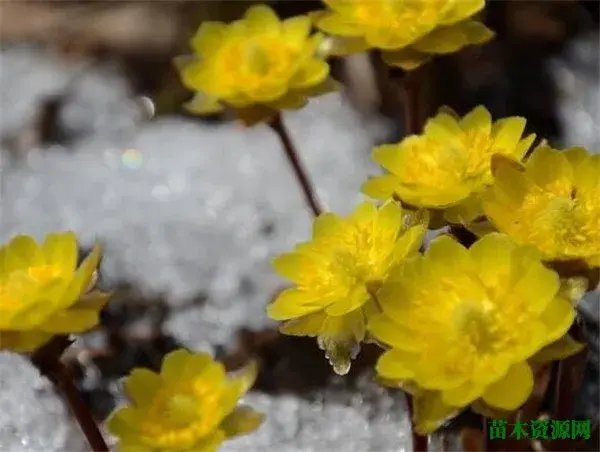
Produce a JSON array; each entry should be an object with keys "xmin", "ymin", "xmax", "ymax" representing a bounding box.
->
[{"xmin": 0, "ymin": 31, "xmax": 598, "ymax": 451}]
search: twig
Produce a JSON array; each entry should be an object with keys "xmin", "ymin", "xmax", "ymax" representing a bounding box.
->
[
  {"xmin": 30, "ymin": 336, "xmax": 109, "ymax": 452},
  {"xmin": 269, "ymin": 114, "xmax": 323, "ymax": 217}
]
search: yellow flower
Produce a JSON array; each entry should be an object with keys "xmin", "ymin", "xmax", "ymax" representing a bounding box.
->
[
  {"xmin": 177, "ymin": 5, "xmax": 338, "ymax": 126},
  {"xmin": 267, "ymin": 200, "xmax": 427, "ymax": 375},
  {"xmin": 361, "ymin": 106, "xmax": 536, "ymax": 225},
  {"xmin": 482, "ymin": 145, "xmax": 600, "ymax": 267},
  {"xmin": 312, "ymin": 0, "xmax": 494, "ymax": 70},
  {"xmin": 107, "ymin": 349, "xmax": 263, "ymax": 452},
  {"xmin": 369, "ymin": 233, "xmax": 578, "ymax": 433},
  {"xmin": 0, "ymin": 232, "xmax": 108, "ymax": 353}
]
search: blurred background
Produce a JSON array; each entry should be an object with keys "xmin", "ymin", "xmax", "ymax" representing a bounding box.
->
[{"xmin": 0, "ymin": 1, "xmax": 598, "ymax": 451}]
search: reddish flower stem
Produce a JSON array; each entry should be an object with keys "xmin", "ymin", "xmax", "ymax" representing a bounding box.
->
[
  {"xmin": 406, "ymin": 394, "xmax": 429, "ymax": 452},
  {"xmin": 30, "ymin": 336, "xmax": 109, "ymax": 452},
  {"xmin": 269, "ymin": 114, "xmax": 323, "ymax": 218}
]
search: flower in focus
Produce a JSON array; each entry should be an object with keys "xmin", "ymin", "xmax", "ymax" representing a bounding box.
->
[
  {"xmin": 362, "ymin": 106, "xmax": 536, "ymax": 225},
  {"xmin": 267, "ymin": 200, "xmax": 427, "ymax": 375},
  {"xmin": 107, "ymin": 349, "xmax": 263, "ymax": 451},
  {"xmin": 312, "ymin": 0, "xmax": 494, "ymax": 70},
  {"xmin": 177, "ymin": 5, "xmax": 338, "ymax": 126},
  {"xmin": 483, "ymin": 145, "xmax": 600, "ymax": 267},
  {"xmin": 0, "ymin": 232, "xmax": 108, "ymax": 352},
  {"xmin": 369, "ymin": 233, "xmax": 578, "ymax": 433}
]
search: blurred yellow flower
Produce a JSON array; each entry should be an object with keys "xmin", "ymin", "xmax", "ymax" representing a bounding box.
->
[
  {"xmin": 177, "ymin": 5, "xmax": 337, "ymax": 126},
  {"xmin": 369, "ymin": 233, "xmax": 577, "ymax": 433},
  {"xmin": 267, "ymin": 200, "xmax": 427, "ymax": 375},
  {"xmin": 362, "ymin": 106, "xmax": 536, "ymax": 225},
  {"xmin": 483, "ymin": 145, "xmax": 600, "ymax": 267},
  {"xmin": 107, "ymin": 349, "xmax": 263, "ymax": 451},
  {"xmin": 312, "ymin": 0, "xmax": 494, "ymax": 70},
  {"xmin": 0, "ymin": 232, "xmax": 108, "ymax": 353}
]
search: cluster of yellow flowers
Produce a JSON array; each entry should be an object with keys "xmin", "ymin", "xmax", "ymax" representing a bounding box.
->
[
  {"xmin": 1, "ymin": 1, "xmax": 598, "ymax": 451},
  {"xmin": 176, "ymin": 1, "xmax": 493, "ymax": 125},
  {"xmin": 269, "ymin": 109, "xmax": 599, "ymax": 433}
]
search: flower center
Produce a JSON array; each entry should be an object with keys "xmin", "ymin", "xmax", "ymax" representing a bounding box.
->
[{"xmin": 220, "ymin": 37, "xmax": 294, "ymax": 88}]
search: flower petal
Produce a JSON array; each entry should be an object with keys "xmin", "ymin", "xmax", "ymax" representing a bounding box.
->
[
  {"xmin": 530, "ymin": 334, "xmax": 585, "ymax": 364},
  {"xmin": 539, "ymin": 296, "xmax": 576, "ymax": 345},
  {"xmin": 376, "ymin": 349, "xmax": 417, "ymax": 381},
  {"xmin": 221, "ymin": 406, "xmax": 264, "ymax": 438},
  {"xmin": 290, "ymin": 59, "xmax": 330, "ymax": 90},
  {"xmin": 184, "ymin": 93, "xmax": 225, "ymax": 116},
  {"xmin": 317, "ymin": 309, "xmax": 365, "ymax": 375},
  {"xmin": 413, "ymin": 391, "xmax": 462, "ymax": 435},
  {"xmin": 413, "ymin": 20, "xmax": 493, "ymax": 54},
  {"xmin": 124, "ymin": 368, "xmax": 161, "ymax": 407},
  {"xmin": 267, "ymin": 288, "xmax": 325, "ymax": 320},
  {"xmin": 368, "ymin": 314, "xmax": 421, "ymax": 352},
  {"xmin": 460, "ymin": 106, "xmax": 492, "ymax": 134},
  {"xmin": 41, "ymin": 232, "xmax": 78, "ymax": 274},
  {"xmin": 62, "ymin": 244, "xmax": 102, "ymax": 307},
  {"xmin": 482, "ymin": 361, "xmax": 533, "ymax": 410},
  {"xmin": 525, "ymin": 146, "xmax": 573, "ymax": 193},
  {"xmin": 38, "ymin": 308, "xmax": 99, "ymax": 333},
  {"xmin": 492, "ymin": 117, "xmax": 527, "ymax": 153},
  {"xmin": 381, "ymin": 47, "xmax": 432, "ymax": 71},
  {"xmin": 2, "ymin": 235, "xmax": 44, "ymax": 272},
  {"xmin": 190, "ymin": 22, "xmax": 227, "ymax": 55},
  {"xmin": 244, "ymin": 5, "xmax": 280, "ymax": 35},
  {"xmin": 361, "ymin": 175, "xmax": 401, "ymax": 200},
  {"xmin": 280, "ymin": 311, "xmax": 326, "ymax": 336}
]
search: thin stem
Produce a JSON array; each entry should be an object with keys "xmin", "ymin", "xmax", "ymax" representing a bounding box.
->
[
  {"xmin": 269, "ymin": 113, "xmax": 323, "ymax": 217},
  {"xmin": 30, "ymin": 336, "xmax": 109, "ymax": 452},
  {"xmin": 406, "ymin": 394, "xmax": 429, "ymax": 452},
  {"xmin": 402, "ymin": 68, "xmax": 422, "ymax": 136}
]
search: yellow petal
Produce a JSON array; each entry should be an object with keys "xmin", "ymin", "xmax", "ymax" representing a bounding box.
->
[
  {"xmin": 184, "ymin": 93, "xmax": 224, "ymax": 116},
  {"xmin": 267, "ymin": 93, "xmax": 308, "ymax": 111},
  {"xmin": 161, "ymin": 349, "xmax": 213, "ymax": 383},
  {"xmin": 324, "ymin": 284, "xmax": 369, "ymax": 316},
  {"xmin": 280, "ymin": 311, "xmax": 326, "ymax": 336},
  {"xmin": 443, "ymin": 193, "xmax": 483, "ymax": 224},
  {"xmin": 221, "ymin": 406, "xmax": 264, "ymax": 438},
  {"xmin": 413, "ymin": 20, "xmax": 493, "ymax": 54},
  {"xmin": 290, "ymin": 59, "xmax": 330, "ymax": 90},
  {"xmin": 124, "ymin": 368, "xmax": 161, "ymax": 407},
  {"xmin": 282, "ymin": 16, "xmax": 311, "ymax": 47},
  {"xmin": 38, "ymin": 308, "xmax": 99, "ymax": 333},
  {"xmin": 190, "ymin": 22, "xmax": 227, "ymax": 55},
  {"xmin": 272, "ymin": 253, "xmax": 314, "ymax": 284},
  {"xmin": 423, "ymin": 112, "xmax": 464, "ymax": 148},
  {"xmin": 368, "ymin": 314, "xmax": 421, "ymax": 352},
  {"xmin": 2, "ymin": 235, "xmax": 44, "ymax": 272},
  {"xmin": 312, "ymin": 213, "xmax": 344, "ymax": 239},
  {"xmin": 574, "ymin": 153, "xmax": 600, "ymax": 195},
  {"xmin": 460, "ymin": 106, "xmax": 492, "ymax": 134},
  {"xmin": 491, "ymin": 117, "xmax": 527, "ymax": 153},
  {"xmin": 412, "ymin": 392, "xmax": 462, "ymax": 435},
  {"xmin": 315, "ymin": 13, "xmax": 362, "ymax": 37},
  {"xmin": 361, "ymin": 175, "xmax": 401, "ymax": 200},
  {"xmin": 391, "ymin": 224, "xmax": 426, "ymax": 262},
  {"xmin": 530, "ymin": 334, "xmax": 585, "ymax": 364},
  {"xmin": 301, "ymin": 77, "xmax": 341, "ymax": 98},
  {"xmin": 62, "ymin": 244, "xmax": 102, "ymax": 307},
  {"xmin": 0, "ymin": 330, "xmax": 53, "ymax": 353},
  {"xmin": 348, "ymin": 202, "xmax": 378, "ymax": 224},
  {"xmin": 468, "ymin": 233, "xmax": 516, "ymax": 289},
  {"xmin": 244, "ymin": 5, "xmax": 280, "ymax": 35},
  {"xmin": 106, "ymin": 406, "xmax": 142, "ymax": 438},
  {"xmin": 236, "ymin": 105, "xmax": 277, "ymax": 127},
  {"xmin": 425, "ymin": 235, "xmax": 469, "ymax": 270},
  {"xmin": 441, "ymin": 0, "xmax": 485, "ymax": 25},
  {"xmin": 526, "ymin": 146, "xmax": 573, "ymax": 192},
  {"xmin": 509, "ymin": 259, "xmax": 560, "ymax": 314},
  {"xmin": 41, "ymin": 231, "xmax": 78, "ymax": 274},
  {"xmin": 539, "ymin": 296, "xmax": 576, "ymax": 345},
  {"xmin": 375, "ymin": 349, "xmax": 416, "ymax": 381},
  {"xmin": 381, "ymin": 47, "xmax": 432, "ymax": 71},
  {"xmin": 563, "ymin": 146, "xmax": 589, "ymax": 167},
  {"xmin": 267, "ymin": 288, "xmax": 325, "ymax": 320},
  {"xmin": 442, "ymin": 382, "xmax": 483, "ymax": 407},
  {"xmin": 372, "ymin": 143, "xmax": 404, "ymax": 174},
  {"xmin": 482, "ymin": 361, "xmax": 533, "ymax": 410}
]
